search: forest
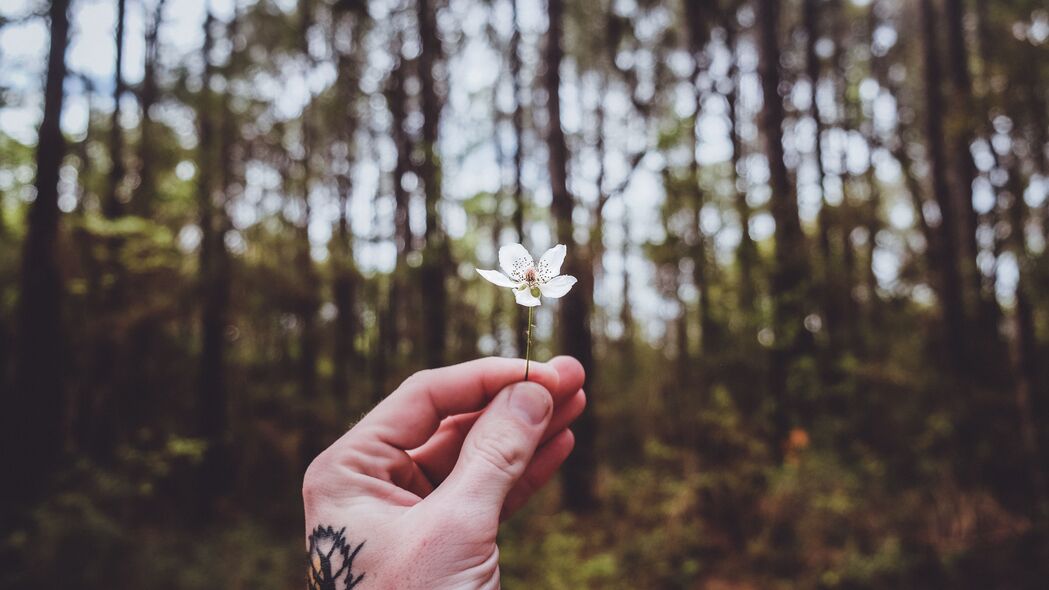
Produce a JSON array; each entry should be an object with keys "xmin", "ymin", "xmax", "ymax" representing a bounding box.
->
[{"xmin": 1, "ymin": 0, "xmax": 1048, "ymax": 587}]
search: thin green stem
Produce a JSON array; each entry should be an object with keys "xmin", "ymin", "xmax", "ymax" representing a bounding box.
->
[{"xmin": 524, "ymin": 305, "xmax": 534, "ymax": 380}]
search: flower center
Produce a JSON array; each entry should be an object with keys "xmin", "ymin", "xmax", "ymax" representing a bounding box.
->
[{"xmin": 524, "ymin": 267, "xmax": 537, "ymax": 284}]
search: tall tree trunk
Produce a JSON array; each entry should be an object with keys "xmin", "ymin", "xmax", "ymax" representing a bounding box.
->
[
  {"xmin": 105, "ymin": 0, "xmax": 127, "ymax": 218},
  {"xmin": 296, "ymin": 5, "xmax": 321, "ymax": 470},
  {"xmin": 510, "ymin": 0, "xmax": 529, "ymax": 356},
  {"xmin": 377, "ymin": 53, "xmax": 413, "ymax": 398},
  {"xmin": 618, "ymin": 205, "xmax": 634, "ymax": 356},
  {"xmin": 688, "ymin": 60, "xmax": 716, "ymax": 355},
  {"xmin": 690, "ymin": 125, "xmax": 715, "ymax": 356},
  {"xmin": 196, "ymin": 7, "xmax": 233, "ymax": 517},
  {"xmin": 1003, "ymin": 158, "xmax": 1048, "ymax": 521},
  {"xmin": 417, "ymin": 0, "xmax": 448, "ymax": 367},
  {"xmin": 861, "ymin": 2, "xmax": 884, "ymax": 343},
  {"xmin": 298, "ymin": 111, "xmax": 320, "ymax": 463},
  {"xmin": 919, "ymin": 0, "xmax": 967, "ymax": 371},
  {"xmin": 123, "ymin": 0, "xmax": 168, "ymax": 449},
  {"xmin": 941, "ymin": 0, "xmax": 982, "ymax": 308},
  {"xmin": 85, "ymin": 0, "xmax": 130, "ymax": 460},
  {"xmin": 724, "ymin": 18, "xmax": 756, "ymax": 318},
  {"xmin": 6, "ymin": 0, "xmax": 71, "ymax": 516},
  {"xmin": 547, "ymin": 0, "xmax": 597, "ymax": 512},
  {"xmin": 756, "ymin": 0, "xmax": 809, "ymax": 454},
  {"xmin": 132, "ymin": 0, "xmax": 166, "ymax": 217},
  {"xmin": 331, "ymin": 5, "xmax": 362, "ymax": 403},
  {"xmin": 943, "ymin": 0, "xmax": 1004, "ymax": 374},
  {"xmin": 803, "ymin": 0, "xmax": 838, "ymax": 350}
]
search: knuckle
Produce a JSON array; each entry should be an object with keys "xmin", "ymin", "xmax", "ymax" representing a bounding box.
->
[
  {"xmin": 470, "ymin": 428, "xmax": 525, "ymax": 480},
  {"xmin": 397, "ymin": 369, "xmax": 434, "ymax": 396},
  {"xmin": 302, "ymin": 454, "xmax": 330, "ymax": 501}
]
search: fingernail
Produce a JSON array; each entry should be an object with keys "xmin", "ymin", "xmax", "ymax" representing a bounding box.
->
[{"xmin": 509, "ymin": 385, "xmax": 551, "ymax": 425}]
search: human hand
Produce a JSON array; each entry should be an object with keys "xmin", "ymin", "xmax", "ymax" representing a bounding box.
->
[{"xmin": 302, "ymin": 356, "xmax": 587, "ymax": 589}]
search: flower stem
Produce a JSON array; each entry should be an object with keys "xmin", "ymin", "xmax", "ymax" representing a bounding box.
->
[{"xmin": 524, "ymin": 306, "xmax": 534, "ymax": 381}]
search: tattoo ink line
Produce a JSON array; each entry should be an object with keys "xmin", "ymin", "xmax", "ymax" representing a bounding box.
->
[{"xmin": 307, "ymin": 525, "xmax": 366, "ymax": 590}]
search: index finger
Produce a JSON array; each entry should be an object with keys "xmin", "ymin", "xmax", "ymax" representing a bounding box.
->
[{"xmin": 349, "ymin": 357, "xmax": 560, "ymax": 451}]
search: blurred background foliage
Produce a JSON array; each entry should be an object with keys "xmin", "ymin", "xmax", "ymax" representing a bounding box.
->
[{"xmin": 2, "ymin": 0, "xmax": 1049, "ymax": 588}]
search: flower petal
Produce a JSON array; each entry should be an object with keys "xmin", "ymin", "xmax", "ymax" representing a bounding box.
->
[
  {"xmin": 539, "ymin": 274, "xmax": 576, "ymax": 298},
  {"xmin": 514, "ymin": 287, "xmax": 542, "ymax": 307},
  {"xmin": 499, "ymin": 243, "xmax": 534, "ymax": 281},
  {"xmin": 476, "ymin": 268, "xmax": 517, "ymax": 288},
  {"xmin": 536, "ymin": 244, "xmax": 567, "ymax": 282}
]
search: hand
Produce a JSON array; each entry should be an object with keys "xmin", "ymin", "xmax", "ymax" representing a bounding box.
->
[{"xmin": 302, "ymin": 356, "xmax": 587, "ymax": 589}]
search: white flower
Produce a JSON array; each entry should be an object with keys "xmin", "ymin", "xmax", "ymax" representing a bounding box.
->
[{"xmin": 476, "ymin": 243, "xmax": 577, "ymax": 307}]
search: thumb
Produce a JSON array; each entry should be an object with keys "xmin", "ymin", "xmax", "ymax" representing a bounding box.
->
[{"xmin": 432, "ymin": 381, "xmax": 553, "ymax": 521}]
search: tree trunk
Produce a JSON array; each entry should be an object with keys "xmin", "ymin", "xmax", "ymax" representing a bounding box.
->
[
  {"xmin": 1003, "ymin": 158, "xmax": 1048, "ymax": 521},
  {"xmin": 123, "ymin": 0, "xmax": 169, "ymax": 448},
  {"xmin": 85, "ymin": 0, "xmax": 130, "ymax": 460},
  {"xmin": 546, "ymin": 0, "xmax": 597, "ymax": 512},
  {"xmin": 688, "ymin": 58, "xmax": 716, "ymax": 356},
  {"xmin": 723, "ymin": 18, "xmax": 756, "ymax": 318},
  {"xmin": 105, "ymin": 0, "xmax": 127, "ymax": 218},
  {"xmin": 510, "ymin": 0, "xmax": 528, "ymax": 356},
  {"xmin": 7, "ymin": 0, "xmax": 71, "ymax": 513},
  {"xmin": 943, "ymin": 0, "xmax": 1004, "ymax": 372},
  {"xmin": 196, "ymin": 8, "xmax": 233, "ymax": 517},
  {"xmin": 756, "ymin": 0, "xmax": 809, "ymax": 454},
  {"xmin": 919, "ymin": 0, "xmax": 967, "ymax": 370},
  {"xmin": 298, "ymin": 112, "xmax": 320, "ymax": 463},
  {"xmin": 132, "ymin": 0, "xmax": 166, "ymax": 217},
  {"xmin": 417, "ymin": 0, "xmax": 448, "ymax": 368},
  {"xmin": 803, "ymin": 0, "xmax": 837, "ymax": 350},
  {"xmin": 331, "ymin": 5, "xmax": 362, "ymax": 403},
  {"xmin": 376, "ymin": 52, "xmax": 414, "ymax": 399}
]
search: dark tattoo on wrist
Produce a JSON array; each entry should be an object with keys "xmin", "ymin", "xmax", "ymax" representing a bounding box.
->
[{"xmin": 307, "ymin": 525, "xmax": 366, "ymax": 590}]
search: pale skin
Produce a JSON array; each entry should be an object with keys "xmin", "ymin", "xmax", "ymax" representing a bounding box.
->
[{"xmin": 303, "ymin": 356, "xmax": 587, "ymax": 589}]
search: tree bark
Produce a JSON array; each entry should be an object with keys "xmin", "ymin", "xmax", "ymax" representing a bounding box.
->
[
  {"xmin": 756, "ymin": 0, "xmax": 809, "ymax": 454},
  {"xmin": 196, "ymin": 7, "xmax": 233, "ymax": 517},
  {"xmin": 546, "ymin": 0, "xmax": 597, "ymax": 512},
  {"xmin": 803, "ymin": 0, "xmax": 835, "ymax": 337},
  {"xmin": 132, "ymin": 0, "xmax": 167, "ymax": 217},
  {"xmin": 417, "ymin": 0, "xmax": 448, "ymax": 367},
  {"xmin": 723, "ymin": 18, "xmax": 756, "ymax": 317},
  {"xmin": 105, "ymin": 0, "xmax": 127, "ymax": 218},
  {"xmin": 943, "ymin": 0, "xmax": 1003, "ymax": 367},
  {"xmin": 510, "ymin": 0, "xmax": 529, "ymax": 357},
  {"xmin": 7, "ymin": 0, "xmax": 71, "ymax": 511},
  {"xmin": 688, "ymin": 41, "xmax": 716, "ymax": 356},
  {"xmin": 918, "ymin": 0, "xmax": 967, "ymax": 370},
  {"xmin": 331, "ymin": 5, "xmax": 362, "ymax": 403},
  {"xmin": 1003, "ymin": 158, "xmax": 1048, "ymax": 521}
]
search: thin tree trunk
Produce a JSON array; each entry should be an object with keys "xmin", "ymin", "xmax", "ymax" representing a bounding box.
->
[
  {"xmin": 803, "ymin": 0, "xmax": 836, "ymax": 348},
  {"xmin": 298, "ymin": 111, "xmax": 320, "ymax": 441},
  {"xmin": 1003, "ymin": 158, "xmax": 1048, "ymax": 521},
  {"xmin": 331, "ymin": 6, "xmax": 361, "ymax": 403},
  {"xmin": 689, "ymin": 61, "xmax": 716, "ymax": 355},
  {"xmin": 510, "ymin": 0, "xmax": 528, "ymax": 356},
  {"xmin": 6, "ymin": 0, "xmax": 71, "ymax": 514},
  {"xmin": 618, "ymin": 206, "xmax": 634, "ymax": 355},
  {"xmin": 132, "ymin": 0, "xmax": 167, "ymax": 217},
  {"xmin": 105, "ymin": 0, "xmax": 127, "ymax": 218},
  {"xmin": 386, "ymin": 54, "xmax": 412, "ymax": 372},
  {"xmin": 919, "ymin": 0, "xmax": 967, "ymax": 370},
  {"xmin": 123, "ymin": 0, "xmax": 168, "ymax": 447},
  {"xmin": 724, "ymin": 19, "xmax": 756, "ymax": 317},
  {"xmin": 417, "ymin": 0, "xmax": 448, "ymax": 368},
  {"xmin": 547, "ymin": 0, "xmax": 596, "ymax": 512},
  {"xmin": 942, "ymin": 0, "xmax": 983, "ymax": 307},
  {"xmin": 85, "ymin": 0, "xmax": 130, "ymax": 460},
  {"xmin": 196, "ymin": 6, "xmax": 233, "ymax": 517},
  {"xmin": 757, "ymin": 0, "xmax": 809, "ymax": 455}
]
